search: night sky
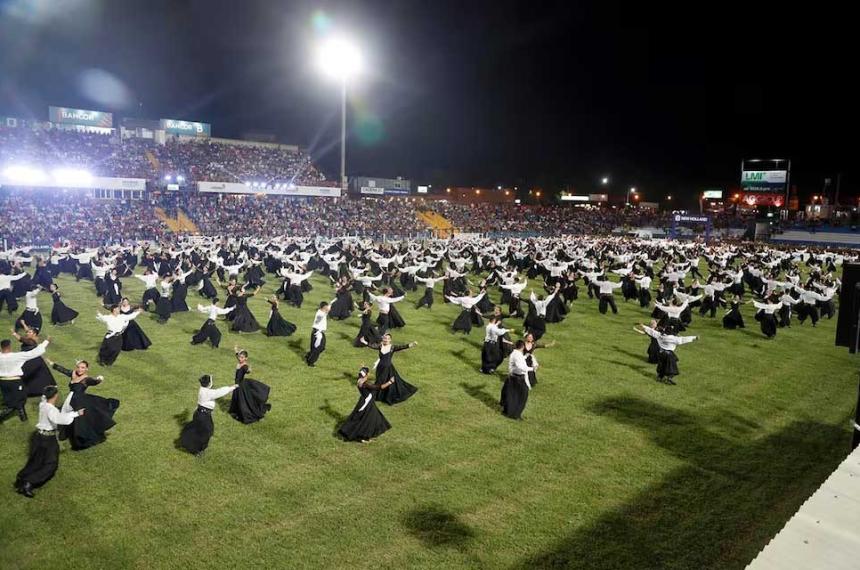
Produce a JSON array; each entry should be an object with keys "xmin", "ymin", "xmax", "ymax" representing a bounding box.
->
[{"xmin": 0, "ymin": 1, "xmax": 854, "ymax": 206}]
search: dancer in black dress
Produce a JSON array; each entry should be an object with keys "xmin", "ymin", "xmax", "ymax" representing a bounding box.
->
[
  {"xmin": 753, "ymin": 297, "xmax": 782, "ymax": 339},
  {"xmin": 328, "ymin": 276, "xmax": 355, "ymax": 320},
  {"xmin": 228, "ymin": 347, "xmax": 271, "ymax": 423},
  {"xmin": 722, "ymin": 296, "xmax": 746, "ymax": 330},
  {"xmin": 192, "ymin": 301, "xmax": 234, "ymax": 348},
  {"xmin": 171, "ymin": 268, "xmax": 194, "ymax": 312},
  {"xmin": 634, "ymin": 323, "xmax": 699, "ymax": 385},
  {"xmin": 447, "ymin": 288, "xmax": 487, "ymax": 334},
  {"xmin": 265, "ymin": 297, "xmax": 297, "ymax": 337},
  {"xmin": 102, "ymin": 269, "xmax": 123, "ymax": 307},
  {"xmin": 229, "ymin": 286, "xmax": 261, "ymax": 333},
  {"xmin": 338, "ymin": 366, "xmax": 393, "ymax": 442},
  {"xmin": 353, "ymin": 302, "xmax": 383, "ymax": 348},
  {"xmin": 371, "ymin": 334, "xmax": 418, "ymax": 405},
  {"xmin": 500, "ymin": 340, "xmax": 534, "ymax": 420},
  {"xmin": 14, "ymin": 385, "xmax": 85, "ymax": 498},
  {"xmin": 179, "ymin": 374, "xmax": 237, "ymax": 456},
  {"xmin": 120, "ymin": 298, "xmax": 152, "ymax": 351},
  {"xmin": 48, "ymin": 284, "xmax": 78, "ymax": 325},
  {"xmin": 48, "ymin": 359, "xmax": 119, "ymax": 449}
]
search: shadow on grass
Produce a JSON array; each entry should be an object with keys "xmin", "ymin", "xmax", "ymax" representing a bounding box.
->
[
  {"xmin": 511, "ymin": 396, "xmax": 850, "ymax": 570},
  {"xmin": 460, "ymin": 382, "xmax": 498, "ymax": 412},
  {"xmin": 449, "ymin": 348, "xmax": 478, "ymax": 371},
  {"xmin": 286, "ymin": 338, "xmax": 305, "ymax": 358},
  {"xmin": 319, "ymin": 399, "xmax": 346, "ymax": 436},
  {"xmin": 403, "ymin": 504, "xmax": 477, "ymax": 550},
  {"xmin": 602, "ymin": 358, "xmax": 655, "ymax": 380}
]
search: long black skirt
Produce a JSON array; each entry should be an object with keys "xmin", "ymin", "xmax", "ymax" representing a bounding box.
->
[
  {"xmin": 179, "ymin": 407, "xmax": 215, "ymax": 454},
  {"xmin": 22, "ymin": 358, "xmax": 56, "ymax": 397},
  {"xmin": 230, "ymin": 306, "xmax": 260, "ymax": 333},
  {"xmin": 338, "ymin": 399, "xmax": 391, "ymax": 441},
  {"xmin": 656, "ymin": 350, "xmax": 680, "ymax": 379},
  {"xmin": 524, "ymin": 313, "xmax": 547, "ymax": 341},
  {"xmin": 229, "ymin": 379, "xmax": 271, "ymax": 423},
  {"xmin": 500, "ymin": 374, "xmax": 529, "ymax": 419},
  {"xmin": 64, "ymin": 390, "xmax": 120, "ymax": 450},
  {"xmin": 51, "ymin": 298, "xmax": 78, "ymax": 324},
  {"xmin": 155, "ymin": 297, "xmax": 172, "ymax": 321},
  {"xmin": 647, "ymin": 337, "xmax": 660, "ymax": 364},
  {"xmin": 98, "ymin": 335, "xmax": 124, "ymax": 366},
  {"xmin": 387, "ymin": 304, "xmax": 406, "ymax": 329},
  {"xmin": 16, "ymin": 433, "xmax": 60, "ymax": 488},
  {"xmin": 266, "ymin": 308, "xmax": 297, "ymax": 337},
  {"xmin": 481, "ymin": 341, "xmax": 503, "ymax": 373},
  {"xmin": 374, "ymin": 365, "xmax": 417, "ymax": 406},
  {"xmin": 329, "ymin": 292, "xmax": 354, "ymax": 320},
  {"xmin": 723, "ymin": 308, "xmax": 745, "ymax": 329},
  {"xmin": 760, "ymin": 314, "xmax": 777, "ymax": 338},
  {"xmin": 122, "ymin": 320, "xmax": 152, "ymax": 351},
  {"xmin": 452, "ymin": 309, "xmax": 472, "ymax": 333},
  {"xmin": 18, "ymin": 309, "xmax": 43, "ymax": 332}
]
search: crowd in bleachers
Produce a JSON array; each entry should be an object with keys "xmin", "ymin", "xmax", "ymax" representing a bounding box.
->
[
  {"xmin": 0, "ymin": 191, "xmax": 167, "ymax": 246},
  {"xmin": 0, "ymin": 126, "xmax": 327, "ymax": 186},
  {"xmin": 175, "ymin": 193, "xmax": 425, "ymax": 238},
  {"xmin": 0, "ymin": 126, "xmax": 153, "ymax": 178},
  {"xmin": 151, "ymin": 139, "xmax": 327, "ymax": 185}
]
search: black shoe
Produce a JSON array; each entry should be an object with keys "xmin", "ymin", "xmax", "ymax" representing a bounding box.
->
[
  {"xmin": 18, "ymin": 408, "xmax": 27, "ymax": 422},
  {"xmin": 665, "ymin": 377, "xmax": 677, "ymax": 385},
  {"xmin": 0, "ymin": 407, "xmax": 16, "ymax": 423},
  {"xmin": 18, "ymin": 482, "xmax": 34, "ymax": 498}
]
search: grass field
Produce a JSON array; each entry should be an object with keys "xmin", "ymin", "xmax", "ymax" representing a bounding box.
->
[{"xmin": 0, "ymin": 268, "xmax": 856, "ymax": 570}]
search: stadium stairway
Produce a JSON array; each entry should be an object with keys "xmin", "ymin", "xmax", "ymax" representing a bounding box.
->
[
  {"xmin": 145, "ymin": 149, "xmax": 160, "ymax": 172},
  {"xmin": 418, "ymin": 210, "xmax": 456, "ymax": 238},
  {"xmin": 154, "ymin": 207, "xmax": 198, "ymax": 234}
]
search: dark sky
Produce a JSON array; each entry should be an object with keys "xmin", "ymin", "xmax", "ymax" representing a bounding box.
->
[{"xmin": 0, "ymin": 1, "xmax": 854, "ymax": 205}]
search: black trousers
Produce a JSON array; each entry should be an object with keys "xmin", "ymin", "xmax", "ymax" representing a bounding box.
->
[
  {"xmin": 0, "ymin": 289, "xmax": 18, "ymax": 313},
  {"xmin": 305, "ymin": 329, "xmax": 326, "ymax": 366},
  {"xmin": 191, "ymin": 320, "xmax": 222, "ymax": 347},
  {"xmin": 416, "ymin": 289, "xmax": 433, "ymax": 309},
  {"xmin": 599, "ymin": 294, "xmax": 618, "ymax": 314},
  {"xmin": 1, "ymin": 379, "xmax": 26, "ymax": 410},
  {"xmin": 142, "ymin": 287, "xmax": 160, "ymax": 309}
]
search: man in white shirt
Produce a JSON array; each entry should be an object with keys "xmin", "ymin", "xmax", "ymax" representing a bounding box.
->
[
  {"xmin": 0, "ymin": 271, "xmax": 27, "ymax": 314},
  {"xmin": 1, "ymin": 338, "xmax": 51, "ymax": 423},
  {"xmin": 305, "ymin": 301, "xmax": 331, "ymax": 367},
  {"xmin": 191, "ymin": 302, "xmax": 235, "ymax": 348},
  {"xmin": 15, "ymin": 384, "xmax": 84, "ymax": 498}
]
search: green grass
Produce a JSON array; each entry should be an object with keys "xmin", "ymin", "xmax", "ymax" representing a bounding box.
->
[{"xmin": 0, "ymin": 269, "xmax": 856, "ymax": 570}]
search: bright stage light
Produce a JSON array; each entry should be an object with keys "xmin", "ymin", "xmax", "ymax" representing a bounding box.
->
[
  {"xmin": 601, "ymin": 177, "xmax": 609, "ymax": 185},
  {"xmin": 3, "ymin": 165, "xmax": 47, "ymax": 185},
  {"xmin": 52, "ymin": 168, "xmax": 92, "ymax": 186},
  {"xmin": 316, "ymin": 36, "xmax": 363, "ymax": 81},
  {"xmin": 177, "ymin": 175, "xmax": 185, "ymax": 184},
  {"xmin": 164, "ymin": 175, "xmax": 172, "ymax": 182}
]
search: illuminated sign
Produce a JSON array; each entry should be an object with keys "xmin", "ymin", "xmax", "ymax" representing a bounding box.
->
[{"xmin": 49, "ymin": 106, "xmax": 113, "ymax": 128}]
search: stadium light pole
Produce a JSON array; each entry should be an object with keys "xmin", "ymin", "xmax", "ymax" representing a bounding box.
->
[{"xmin": 316, "ymin": 36, "xmax": 363, "ymax": 192}]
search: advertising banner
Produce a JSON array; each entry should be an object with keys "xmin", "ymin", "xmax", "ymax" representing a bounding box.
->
[
  {"xmin": 360, "ymin": 186, "xmax": 385, "ymax": 195},
  {"xmin": 741, "ymin": 170, "xmax": 787, "ymax": 192},
  {"xmin": 0, "ymin": 173, "xmax": 145, "ymax": 190},
  {"xmin": 49, "ymin": 106, "xmax": 113, "ymax": 128},
  {"xmin": 560, "ymin": 195, "xmax": 589, "ymax": 202},
  {"xmin": 703, "ymin": 189, "xmax": 723, "ymax": 199},
  {"xmin": 198, "ymin": 181, "xmax": 341, "ymax": 197},
  {"xmin": 588, "ymin": 193, "xmax": 609, "ymax": 202},
  {"xmin": 160, "ymin": 119, "xmax": 211, "ymax": 137}
]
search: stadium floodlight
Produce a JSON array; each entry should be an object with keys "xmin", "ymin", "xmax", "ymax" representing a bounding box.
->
[
  {"xmin": 164, "ymin": 175, "xmax": 172, "ymax": 182},
  {"xmin": 315, "ymin": 35, "xmax": 363, "ymax": 193},
  {"xmin": 52, "ymin": 168, "xmax": 92, "ymax": 186},
  {"xmin": 177, "ymin": 175, "xmax": 185, "ymax": 184},
  {"xmin": 626, "ymin": 186, "xmax": 637, "ymax": 207},
  {"xmin": 3, "ymin": 165, "xmax": 47, "ymax": 185},
  {"xmin": 601, "ymin": 177, "xmax": 609, "ymax": 185}
]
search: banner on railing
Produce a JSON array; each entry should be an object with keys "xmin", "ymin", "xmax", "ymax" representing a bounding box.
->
[{"xmin": 197, "ymin": 181, "xmax": 341, "ymax": 197}]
